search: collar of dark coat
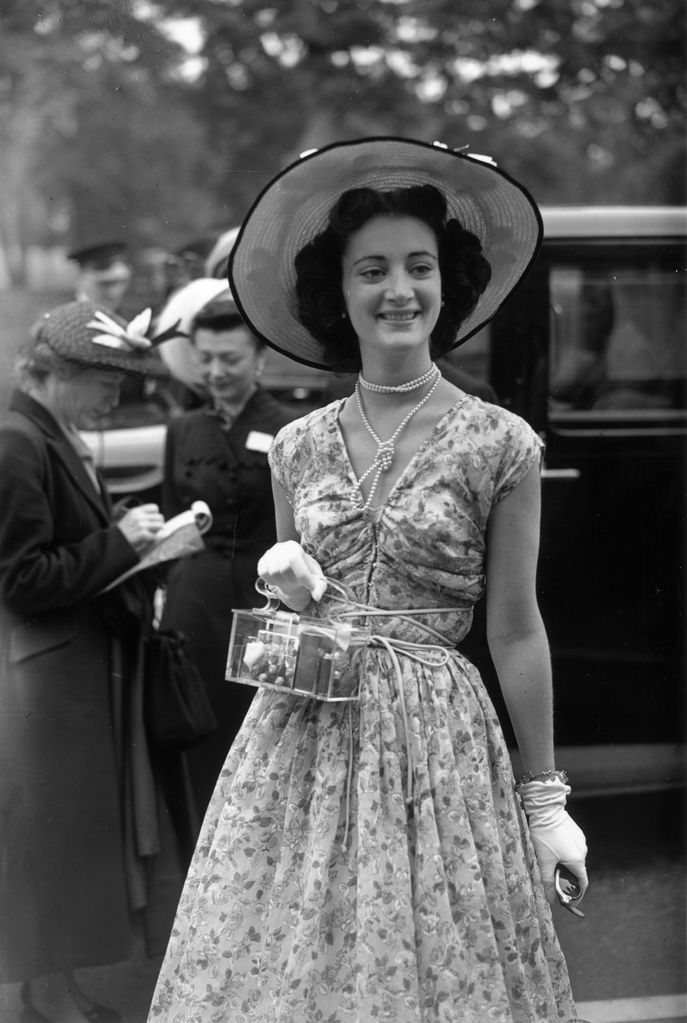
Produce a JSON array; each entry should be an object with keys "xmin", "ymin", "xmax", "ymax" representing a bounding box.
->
[
  {"xmin": 9, "ymin": 388, "xmax": 113, "ymax": 522},
  {"xmin": 203, "ymin": 386, "xmax": 295, "ymax": 432},
  {"xmin": 9, "ymin": 388, "xmax": 62, "ymax": 437}
]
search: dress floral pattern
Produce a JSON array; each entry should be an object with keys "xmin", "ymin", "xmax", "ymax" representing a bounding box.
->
[{"xmin": 148, "ymin": 394, "xmax": 579, "ymax": 1023}]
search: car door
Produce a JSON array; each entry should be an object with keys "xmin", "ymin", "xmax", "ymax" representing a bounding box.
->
[{"xmin": 485, "ymin": 218, "xmax": 686, "ymax": 788}]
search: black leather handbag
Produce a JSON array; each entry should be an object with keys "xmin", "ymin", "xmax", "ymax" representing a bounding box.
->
[{"xmin": 144, "ymin": 628, "xmax": 218, "ymax": 750}]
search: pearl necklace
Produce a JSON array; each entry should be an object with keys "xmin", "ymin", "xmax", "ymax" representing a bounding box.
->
[
  {"xmin": 358, "ymin": 364, "xmax": 437, "ymax": 394},
  {"xmin": 355, "ymin": 364, "xmax": 441, "ymax": 517}
]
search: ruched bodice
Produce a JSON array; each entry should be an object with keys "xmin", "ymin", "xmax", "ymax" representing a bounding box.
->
[{"xmin": 270, "ymin": 394, "xmax": 542, "ymax": 644}]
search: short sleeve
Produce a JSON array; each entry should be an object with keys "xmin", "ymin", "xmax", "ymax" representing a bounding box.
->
[
  {"xmin": 267, "ymin": 403, "xmax": 337, "ymax": 509},
  {"xmin": 492, "ymin": 410, "xmax": 544, "ymax": 505},
  {"xmin": 267, "ymin": 423, "xmax": 295, "ymax": 501},
  {"xmin": 267, "ymin": 413, "xmax": 318, "ymax": 506}
]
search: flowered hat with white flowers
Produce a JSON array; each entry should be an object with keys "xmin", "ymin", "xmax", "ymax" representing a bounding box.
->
[
  {"xmin": 229, "ymin": 136, "xmax": 543, "ymax": 369},
  {"xmin": 30, "ymin": 300, "xmax": 179, "ymax": 376}
]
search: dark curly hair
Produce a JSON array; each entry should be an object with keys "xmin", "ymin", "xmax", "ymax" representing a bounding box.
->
[
  {"xmin": 294, "ymin": 184, "xmax": 492, "ymax": 373},
  {"xmin": 191, "ymin": 296, "xmax": 264, "ymax": 350}
]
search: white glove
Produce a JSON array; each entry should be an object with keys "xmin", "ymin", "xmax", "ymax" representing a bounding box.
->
[
  {"xmin": 257, "ymin": 540, "xmax": 327, "ymax": 611},
  {"xmin": 518, "ymin": 776, "xmax": 588, "ymax": 906}
]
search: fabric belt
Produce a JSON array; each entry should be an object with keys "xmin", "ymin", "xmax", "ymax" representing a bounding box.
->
[
  {"xmin": 257, "ymin": 577, "xmax": 465, "ymax": 848},
  {"xmin": 341, "ymin": 633, "xmax": 451, "ymax": 848},
  {"xmin": 314, "ymin": 581, "xmax": 459, "ymax": 849}
]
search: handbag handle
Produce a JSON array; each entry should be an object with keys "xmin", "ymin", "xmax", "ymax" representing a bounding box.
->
[{"xmin": 253, "ymin": 575, "xmax": 356, "ymax": 616}]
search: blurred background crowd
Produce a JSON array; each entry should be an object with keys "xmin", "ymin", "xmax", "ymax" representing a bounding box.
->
[{"xmin": 0, "ymin": 0, "xmax": 685, "ymax": 402}]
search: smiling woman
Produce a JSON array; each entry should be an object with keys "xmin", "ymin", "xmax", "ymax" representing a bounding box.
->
[
  {"xmin": 148, "ymin": 139, "xmax": 588, "ymax": 1023},
  {"xmin": 341, "ymin": 214, "xmax": 442, "ymax": 362},
  {"xmin": 194, "ymin": 322, "xmax": 265, "ymax": 408},
  {"xmin": 294, "ymin": 183, "xmax": 491, "ymax": 374}
]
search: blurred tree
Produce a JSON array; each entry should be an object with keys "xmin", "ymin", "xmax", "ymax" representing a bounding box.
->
[
  {"xmin": 167, "ymin": 0, "xmax": 685, "ymax": 215},
  {"xmin": 0, "ymin": 0, "xmax": 225, "ymax": 284},
  {"xmin": 0, "ymin": 0, "xmax": 683, "ymax": 285}
]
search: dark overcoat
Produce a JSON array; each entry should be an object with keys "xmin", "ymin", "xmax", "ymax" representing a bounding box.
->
[
  {"xmin": 0, "ymin": 390, "xmax": 182, "ymax": 982},
  {"xmin": 160, "ymin": 388, "xmax": 298, "ymax": 815}
]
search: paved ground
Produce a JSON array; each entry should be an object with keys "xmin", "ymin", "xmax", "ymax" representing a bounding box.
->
[{"xmin": 558, "ymin": 789, "xmax": 686, "ymax": 1023}]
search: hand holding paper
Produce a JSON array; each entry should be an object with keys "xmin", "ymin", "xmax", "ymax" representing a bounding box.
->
[{"xmin": 104, "ymin": 501, "xmax": 213, "ymax": 592}]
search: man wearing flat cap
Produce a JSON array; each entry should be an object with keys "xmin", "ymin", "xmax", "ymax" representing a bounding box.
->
[{"xmin": 68, "ymin": 239, "xmax": 132, "ymax": 313}]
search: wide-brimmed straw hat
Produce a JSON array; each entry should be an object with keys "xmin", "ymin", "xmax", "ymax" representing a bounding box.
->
[
  {"xmin": 31, "ymin": 300, "xmax": 170, "ymax": 377},
  {"xmin": 204, "ymin": 226, "xmax": 240, "ymax": 279},
  {"xmin": 229, "ymin": 136, "xmax": 543, "ymax": 370}
]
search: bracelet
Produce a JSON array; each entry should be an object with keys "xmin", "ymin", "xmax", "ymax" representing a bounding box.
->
[{"xmin": 515, "ymin": 768, "xmax": 569, "ymax": 788}]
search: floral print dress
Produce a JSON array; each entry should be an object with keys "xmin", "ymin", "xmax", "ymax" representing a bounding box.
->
[{"xmin": 148, "ymin": 394, "xmax": 580, "ymax": 1023}]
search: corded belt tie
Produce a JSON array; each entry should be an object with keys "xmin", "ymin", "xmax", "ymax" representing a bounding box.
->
[{"xmin": 320, "ymin": 580, "xmax": 460, "ymax": 849}]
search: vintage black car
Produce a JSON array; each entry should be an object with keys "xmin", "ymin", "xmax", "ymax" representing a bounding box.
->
[
  {"xmin": 462, "ymin": 207, "xmax": 686, "ymax": 795},
  {"xmin": 84, "ymin": 206, "xmax": 687, "ymax": 794}
]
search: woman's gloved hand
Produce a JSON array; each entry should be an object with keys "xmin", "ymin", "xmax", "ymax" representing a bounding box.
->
[
  {"xmin": 257, "ymin": 541, "xmax": 327, "ymax": 612},
  {"xmin": 518, "ymin": 775, "xmax": 588, "ymax": 906}
]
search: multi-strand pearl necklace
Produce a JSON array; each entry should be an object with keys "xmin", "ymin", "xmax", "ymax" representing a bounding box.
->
[
  {"xmin": 358, "ymin": 364, "xmax": 438, "ymax": 394},
  {"xmin": 355, "ymin": 363, "xmax": 441, "ymax": 517}
]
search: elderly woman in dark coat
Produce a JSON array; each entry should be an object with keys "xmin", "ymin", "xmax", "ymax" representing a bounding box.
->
[
  {"xmin": 158, "ymin": 289, "xmax": 299, "ymax": 820},
  {"xmin": 0, "ymin": 302, "xmax": 188, "ymax": 1023}
]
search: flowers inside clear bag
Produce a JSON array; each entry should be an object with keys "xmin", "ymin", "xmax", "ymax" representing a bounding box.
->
[{"xmin": 225, "ymin": 579, "xmax": 369, "ymax": 702}]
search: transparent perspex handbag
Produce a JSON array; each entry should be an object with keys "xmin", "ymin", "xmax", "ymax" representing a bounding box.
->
[{"xmin": 225, "ymin": 580, "xmax": 369, "ymax": 702}]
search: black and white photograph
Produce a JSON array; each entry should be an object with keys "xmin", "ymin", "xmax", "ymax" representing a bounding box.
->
[{"xmin": 0, "ymin": 3, "xmax": 684, "ymax": 1022}]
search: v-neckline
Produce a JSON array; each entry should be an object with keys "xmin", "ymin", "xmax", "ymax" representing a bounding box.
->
[{"xmin": 334, "ymin": 395, "xmax": 467, "ymax": 522}]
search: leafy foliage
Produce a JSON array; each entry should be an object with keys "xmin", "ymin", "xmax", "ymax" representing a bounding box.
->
[
  {"xmin": 182, "ymin": 0, "xmax": 684, "ymax": 212},
  {"xmin": 0, "ymin": 0, "xmax": 684, "ymax": 283}
]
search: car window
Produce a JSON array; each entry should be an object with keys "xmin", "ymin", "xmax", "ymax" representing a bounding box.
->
[{"xmin": 548, "ymin": 256, "xmax": 686, "ymax": 421}]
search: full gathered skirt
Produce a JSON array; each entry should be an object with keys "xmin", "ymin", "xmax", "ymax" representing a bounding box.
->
[
  {"xmin": 148, "ymin": 397, "xmax": 580, "ymax": 1022},
  {"xmin": 148, "ymin": 646, "xmax": 577, "ymax": 1023}
]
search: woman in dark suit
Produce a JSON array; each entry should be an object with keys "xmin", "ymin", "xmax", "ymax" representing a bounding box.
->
[
  {"xmin": 159, "ymin": 290, "xmax": 298, "ymax": 819},
  {"xmin": 0, "ymin": 301, "xmax": 187, "ymax": 1023}
]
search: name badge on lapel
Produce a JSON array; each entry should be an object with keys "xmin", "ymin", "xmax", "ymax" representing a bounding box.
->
[{"xmin": 245, "ymin": 430, "xmax": 274, "ymax": 453}]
